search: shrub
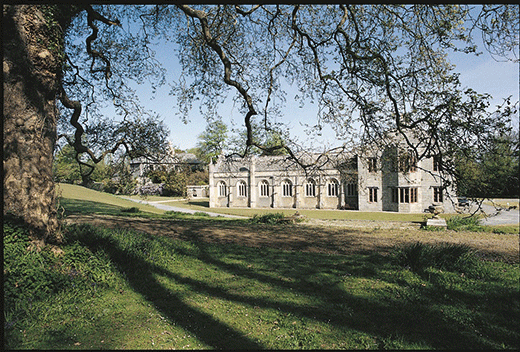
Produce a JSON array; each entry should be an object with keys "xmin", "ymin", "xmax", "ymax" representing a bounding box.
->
[
  {"xmin": 392, "ymin": 242, "xmax": 482, "ymax": 275},
  {"xmin": 446, "ymin": 215, "xmax": 482, "ymax": 231},
  {"xmin": 250, "ymin": 213, "xmax": 285, "ymax": 224},
  {"xmin": 102, "ymin": 177, "xmax": 137, "ymax": 195},
  {"xmin": 121, "ymin": 206, "xmax": 140, "ymax": 213},
  {"xmin": 134, "ymin": 183, "xmax": 164, "ymax": 196}
]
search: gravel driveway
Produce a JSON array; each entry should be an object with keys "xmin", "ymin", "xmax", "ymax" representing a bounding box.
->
[
  {"xmin": 124, "ymin": 197, "xmax": 518, "ymax": 226},
  {"xmin": 477, "ymin": 204, "xmax": 519, "ymax": 226},
  {"xmin": 121, "ymin": 197, "xmax": 246, "ymax": 218}
]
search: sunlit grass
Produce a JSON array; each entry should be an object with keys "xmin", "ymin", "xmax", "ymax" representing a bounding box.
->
[
  {"xmin": 56, "ymin": 183, "xmax": 165, "ymax": 214},
  {"xmin": 5, "ymin": 218, "xmax": 519, "ymax": 350},
  {"xmin": 160, "ymin": 199, "xmax": 429, "ymax": 221},
  {"xmin": 124, "ymin": 194, "xmax": 185, "ymax": 202},
  {"xmin": 57, "ymin": 184, "xmax": 519, "ymax": 228}
]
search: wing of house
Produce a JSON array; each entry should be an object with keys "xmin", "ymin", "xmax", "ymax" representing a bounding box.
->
[{"xmin": 209, "ymin": 131, "xmax": 456, "ymax": 213}]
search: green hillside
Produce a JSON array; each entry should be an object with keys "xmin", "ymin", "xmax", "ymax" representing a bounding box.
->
[{"xmin": 56, "ymin": 183, "xmax": 165, "ymax": 215}]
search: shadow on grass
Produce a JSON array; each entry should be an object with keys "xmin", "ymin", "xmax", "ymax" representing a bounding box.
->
[
  {"xmin": 58, "ymin": 198, "xmax": 125, "ymax": 216},
  {"xmin": 188, "ymin": 200, "xmax": 210, "ymax": 208},
  {"xmin": 78, "ymin": 228, "xmax": 263, "ymax": 349},
  {"xmin": 73, "ymin": 223, "xmax": 519, "ymax": 350},
  {"xmin": 185, "ymin": 241, "xmax": 519, "ymax": 349}
]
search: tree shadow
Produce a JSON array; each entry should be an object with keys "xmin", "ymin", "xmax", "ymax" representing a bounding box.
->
[
  {"xmin": 78, "ymin": 223, "xmax": 518, "ymax": 349},
  {"xmin": 188, "ymin": 200, "xmax": 210, "ymax": 207},
  {"xmin": 82, "ymin": 231, "xmax": 263, "ymax": 349},
  {"xmin": 59, "ymin": 198, "xmax": 125, "ymax": 216},
  {"xmin": 183, "ymin": 240, "xmax": 515, "ymax": 349}
]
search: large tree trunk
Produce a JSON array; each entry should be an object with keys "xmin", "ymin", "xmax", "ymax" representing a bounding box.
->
[{"xmin": 3, "ymin": 5, "xmax": 62, "ymax": 243}]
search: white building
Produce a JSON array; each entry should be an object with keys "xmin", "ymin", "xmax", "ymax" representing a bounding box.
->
[{"xmin": 209, "ymin": 133, "xmax": 456, "ymax": 213}]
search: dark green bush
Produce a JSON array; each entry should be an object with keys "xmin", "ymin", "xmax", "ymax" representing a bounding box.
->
[
  {"xmin": 392, "ymin": 242, "xmax": 482, "ymax": 275},
  {"xmin": 446, "ymin": 215, "xmax": 482, "ymax": 231},
  {"xmin": 250, "ymin": 212, "xmax": 285, "ymax": 224},
  {"xmin": 121, "ymin": 206, "xmax": 140, "ymax": 213}
]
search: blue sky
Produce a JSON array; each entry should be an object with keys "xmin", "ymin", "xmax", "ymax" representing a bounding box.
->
[{"xmin": 131, "ymin": 35, "xmax": 519, "ymax": 151}]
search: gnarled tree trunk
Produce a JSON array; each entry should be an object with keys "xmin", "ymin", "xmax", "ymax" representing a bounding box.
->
[{"xmin": 3, "ymin": 5, "xmax": 62, "ymax": 243}]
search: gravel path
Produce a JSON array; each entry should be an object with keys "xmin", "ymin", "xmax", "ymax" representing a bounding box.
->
[
  {"xmin": 123, "ymin": 197, "xmax": 518, "ymax": 225},
  {"xmin": 478, "ymin": 205, "xmax": 519, "ymax": 226},
  {"xmin": 121, "ymin": 197, "xmax": 247, "ymax": 219}
]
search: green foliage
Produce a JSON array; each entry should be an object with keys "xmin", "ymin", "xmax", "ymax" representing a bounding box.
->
[
  {"xmin": 196, "ymin": 118, "xmax": 228, "ymax": 163},
  {"xmin": 162, "ymin": 170, "xmax": 188, "ymax": 197},
  {"xmin": 53, "ymin": 144, "xmax": 82, "ymax": 184},
  {"xmin": 392, "ymin": 242, "xmax": 483, "ymax": 275},
  {"xmin": 446, "ymin": 215, "xmax": 483, "ymax": 231},
  {"xmin": 3, "ymin": 217, "xmax": 120, "ymax": 318},
  {"xmin": 456, "ymin": 132, "xmax": 519, "ymax": 198},
  {"xmin": 144, "ymin": 166, "xmax": 197, "ymax": 197},
  {"xmin": 40, "ymin": 5, "xmax": 75, "ymax": 64},
  {"xmin": 261, "ymin": 130, "xmax": 289, "ymax": 156},
  {"xmin": 99, "ymin": 161, "xmax": 136, "ymax": 195},
  {"xmin": 250, "ymin": 212, "xmax": 285, "ymax": 224},
  {"xmin": 227, "ymin": 119, "xmax": 290, "ymax": 156},
  {"xmin": 4, "ymin": 220, "xmax": 66, "ymax": 302},
  {"xmin": 187, "ymin": 169, "xmax": 209, "ymax": 186},
  {"xmin": 120, "ymin": 206, "xmax": 140, "ymax": 213},
  {"xmin": 53, "ymin": 145, "xmax": 121, "ymax": 188}
]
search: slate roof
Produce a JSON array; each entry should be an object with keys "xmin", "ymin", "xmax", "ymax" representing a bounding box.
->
[{"xmin": 213, "ymin": 152, "xmax": 356, "ymax": 174}]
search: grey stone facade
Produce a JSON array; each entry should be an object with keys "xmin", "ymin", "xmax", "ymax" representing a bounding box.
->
[
  {"xmin": 209, "ymin": 136, "xmax": 456, "ymax": 213},
  {"xmin": 187, "ymin": 185, "xmax": 209, "ymax": 198}
]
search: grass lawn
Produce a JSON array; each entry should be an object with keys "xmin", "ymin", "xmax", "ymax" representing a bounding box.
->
[
  {"xmin": 135, "ymin": 197, "xmax": 430, "ymax": 221},
  {"xmin": 57, "ymin": 183, "xmax": 166, "ymax": 215},
  {"xmin": 5, "ymin": 212, "xmax": 519, "ymax": 350},
  {"xmin": 3, "ymin": 184, "xmax": 517, "ymax": 349},
  {"xmin": 484, "ymin": 198, "xmax": 520, "ymax": 209},
  {"xmin": 57, "ymin": 184, "xmax": 428, "ymax": 221},
  {"xmin": 58, "ymin": 184, "xmax": 520, "ymax": 226}
]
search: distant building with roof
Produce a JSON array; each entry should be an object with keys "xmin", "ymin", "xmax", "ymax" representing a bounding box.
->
[
  {"xmin": 209, "ymin": 132, "xmax": 456, "ymax": 213},
  {"xmin": 130, "ymin": 142, "xmax": 205, "ymax": 182}
]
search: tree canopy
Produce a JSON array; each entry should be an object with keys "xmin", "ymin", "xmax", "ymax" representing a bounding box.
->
[
  {"xmin": 196, "ymin": 118, "xmax": 228, "ymax": 163},
  {"xmin": 3, "ymin": 4, "xmax": 519, "ymax": 241},
  {"xmin": 59, "ymin": 4, "xmax": 519, "ymax": 168}
]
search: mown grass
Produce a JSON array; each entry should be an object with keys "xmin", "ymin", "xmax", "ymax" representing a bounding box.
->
[
  {"xmin": 421, "ymin": 214, "xmax": 519, "ymax": 235},
  {"xmin": 4, "ymin": 209, "xmax": 520, "ymax": 350},
  {"xmin": 58, "ymin": 184, "xmax": 519, "ymax": 232},
  {"xmin": 57, "ymin": 183, "xmax": 166, "ymax": 215},
  {"xmin": 151, "ymin": 198, "xmax": 430, "ymax": 221},
  {"xmin": 5, "ymin": 184, "xmax": 513, "ymax": 349}
]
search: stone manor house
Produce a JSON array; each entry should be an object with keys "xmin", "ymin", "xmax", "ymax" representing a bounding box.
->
[{"xmin": 209, "ymin": 133, "xmax": 456, "ymax": 213}]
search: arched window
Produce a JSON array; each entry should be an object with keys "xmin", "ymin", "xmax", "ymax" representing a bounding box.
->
[
  {"xmin": 327, "ymin": 179, "xmax": 339, "ymax": 197},
  {"xmin": 282, "ymin": 179, "xmax": 292, "ymax": 197},
  {"xmin": 305, "ymin": 178, "xmax": 316, "ymax": 197},
  {"xmin": 217, "ymin": 181, "xmax": 227, "ymax": 197},
  {"xmin": 259, "ymin": 180, "xmax": 269, "ymax": 197},
  {"xmin": 237, "ymin": 180, "xmax": 247, "ymax": 197}
]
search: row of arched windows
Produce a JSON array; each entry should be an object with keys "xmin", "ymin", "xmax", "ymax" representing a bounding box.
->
[{"xmin": 217, "ymin": 178, "xmax": 343, "ymax": 198}]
